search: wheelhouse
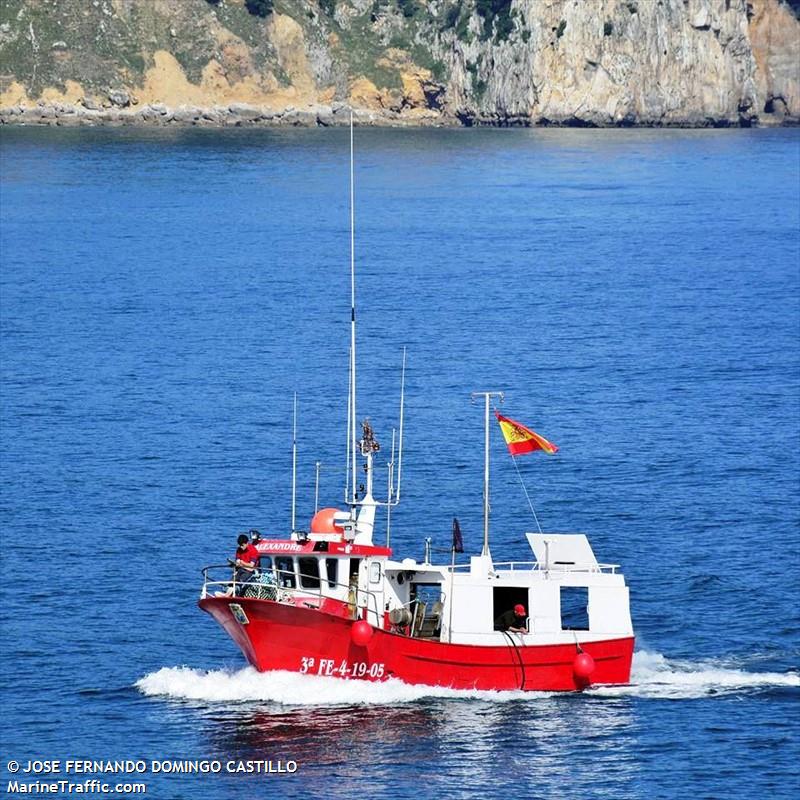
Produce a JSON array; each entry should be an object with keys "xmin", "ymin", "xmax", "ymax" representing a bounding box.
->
[{"xmin": 201, "ymin": 534, "xmax": 392, "ymax": 627}]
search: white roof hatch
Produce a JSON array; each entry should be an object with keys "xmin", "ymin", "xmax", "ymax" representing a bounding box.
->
[{"xmin": 526, "ymin": 533, "xmax": 598, "ymax": 569}]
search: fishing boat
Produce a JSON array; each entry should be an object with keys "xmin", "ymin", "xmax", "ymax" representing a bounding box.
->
[{"xmin": 198, "ymin": 123, "xmax": 634, "ymax": 692}]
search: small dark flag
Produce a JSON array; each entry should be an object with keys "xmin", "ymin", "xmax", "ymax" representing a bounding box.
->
[{"xmin": 452, "ymin": 517, "xmax": 464, "ymax": 553}]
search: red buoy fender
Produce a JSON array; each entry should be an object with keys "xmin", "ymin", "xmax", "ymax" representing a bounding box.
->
[
  {"xmin": 573, "ymin": 651, "xmax": 595, "ymax": 683},
  {"xmin": 351, "ymin": 619, "xmax": 373, "ymax": 647}
]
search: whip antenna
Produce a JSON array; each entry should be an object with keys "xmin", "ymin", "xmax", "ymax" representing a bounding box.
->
[
  {"xmin": 345, "ymin": 346, "xmax": 351, "ymax": 504},
  {"xmin": 349, "ymin": 110, "xmax": 357, "ymax": 504},
  {"xmin": 395, "ymin": 347, "xmax": 406, "ymax": 503},
  {"xmin": 387, "ymin": 428, "xmax": 396, "ymax": 546}
]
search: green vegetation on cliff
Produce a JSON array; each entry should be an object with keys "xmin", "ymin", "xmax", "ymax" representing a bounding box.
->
[
  {"xmin": 0, "ymin": 0, "xmax": 453, "ymax": 102},
  {"xmin": 1, "ymin": 0, "xmax": 798, "ymax": 127}
]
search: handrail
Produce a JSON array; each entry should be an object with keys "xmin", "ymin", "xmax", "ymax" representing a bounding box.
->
[
  {"xmin": 410, "ymin": 599, "xmax": 425, "ymax": 638},
  {"xmin": 493, "ymin": 561, "xmax": 619, "ymax": 574},
  {"xmin": 200, "ymin": 564, "xmax": 383, "ymax": 626},
  {"xmin": 444, "ymin": 561, "xmax": 618, "ymax": 574}
]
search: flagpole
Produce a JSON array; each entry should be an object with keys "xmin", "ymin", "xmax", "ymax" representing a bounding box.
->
[
  {"xmin": 448, "ymin": 517, "xmax": 462, "ymax": 642},
  {"xmin": 471, "ymin": 390, "xmax": 504, "ymax": 557},
  {"xmin": 448, "ymin": 544, "xmax": 455, "ymax": 643}
]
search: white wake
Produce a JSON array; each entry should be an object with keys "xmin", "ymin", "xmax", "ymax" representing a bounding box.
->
[
  {"xmin": 135, "ymin": 651, "xmax": 799, "ymax": 705},
  {"xmin": 588, "ymin": 649, "xmax": 799, "ymax": 700},
  {"xmin": 135, "ymin": 665, "xmax": 532, "ymax": 705}
]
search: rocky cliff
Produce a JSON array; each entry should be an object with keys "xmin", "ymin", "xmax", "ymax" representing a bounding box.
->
[{"xmin": 1, "ymin": 0, "xmax": 798, "ymax": 126}]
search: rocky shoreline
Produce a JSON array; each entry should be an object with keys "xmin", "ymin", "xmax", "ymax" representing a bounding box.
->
[
  {"xmin": 0, "ymin": 100, "xmax": 453, "ymax": 128},
  {"xmin": 3, "ymin": 101, "xmax": 797, "ymax": 129}
]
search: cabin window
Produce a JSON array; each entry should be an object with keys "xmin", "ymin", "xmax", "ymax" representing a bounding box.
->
[
  {"xmin": 258, "ymin": 556, "xmax": 274, "ymax": 581},
  {"xmin": 325, "ymin": 558, "xmax": 337, "ymax": 588},
  {"xmin": 561, "ymin": 587, "xmax": 589, "ymax": 630},
  {"xmin": 369, "ymin": 562, "xmax": 382, "ymax": 584},
  {"xmin": 348, "ymin": 558, "xmax": 361, "ymax": 586},
  {"xmin": 298, "ymin": 557, "xmax": 321, "ymax": 589},
  {"xmin": 410, "ymin": 583, "xmax": 443, "ymax": 611},
  {"xmin": 492, "ymin": 587, "xmax": 530, "ymax": 631},
  {"xmin": 409, "ymin": 583, "xmax": 444, "ymax": 638},
  {"xmin": 275, "ymin": 556, "xmax": 296, "ymax": 589}
]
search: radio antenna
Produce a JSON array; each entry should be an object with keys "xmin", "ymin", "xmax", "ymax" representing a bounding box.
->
[
  {"xmin": 349, "ymin": 110, "xmax": 358, "ymax": 505},
  {"xmin": 386, "ymin": 427, "xmax": 396, "ymax": 546},
  {"xmin": 394, "ymin": 347, "xmax": 406, "ymax": 503},
  {"xmin": 345, "ymin": 345, "xmax": 351, "ymax": 504}
]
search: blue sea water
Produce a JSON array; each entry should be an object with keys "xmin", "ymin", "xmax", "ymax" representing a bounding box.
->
[{"xmin": 1, "ymin": 125, "xmax": 799, "ymax": 800}]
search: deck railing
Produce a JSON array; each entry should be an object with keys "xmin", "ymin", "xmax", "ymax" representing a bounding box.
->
[
  {"xmin": 446, "ymin": 561, "xmax": 619, "ymax": 574},
  {"xmin": 200, "ymin": 564, "xmax": 383, "ymax": 625}
]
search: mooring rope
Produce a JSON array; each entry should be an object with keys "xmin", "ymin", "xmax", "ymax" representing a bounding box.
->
[{"xmin": 501, "ymin": 630, "xmax": 527, "ymax": 690}]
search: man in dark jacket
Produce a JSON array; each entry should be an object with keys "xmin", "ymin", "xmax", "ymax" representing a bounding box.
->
[{"xmin": 495, "ymin": 603, "xmax": 528, "ymax": 633}]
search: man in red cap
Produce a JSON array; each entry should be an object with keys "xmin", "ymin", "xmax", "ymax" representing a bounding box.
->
[
  {"xmin": 494, "ymin": 603, "xmax": 528, "ymax": 633},
  {"xmin": 223, "ymin": 533, "xmax": 260, "ymax": 596}
]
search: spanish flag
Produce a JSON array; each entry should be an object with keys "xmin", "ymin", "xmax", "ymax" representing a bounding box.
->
[{"xmin": 495, "ymin": 411, "xmax": 559, "ymax": 456}]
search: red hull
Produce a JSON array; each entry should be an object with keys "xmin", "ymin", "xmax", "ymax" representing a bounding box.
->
[{"xmin": 199, "ymin": 597, "xmax": 634, "ymax": 692}]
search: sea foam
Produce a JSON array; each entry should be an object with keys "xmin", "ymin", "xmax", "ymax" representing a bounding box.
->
[
  {"xmin": 134, "ymin": 665, "xmax": 532, "ymax": 705},
  {"xmin": 588, "ymin": 649, "xmax": 800, "ymax": 700},
  {"xmin": 135, "ymin": 650, "xmax": 799, "ymax": 706}
]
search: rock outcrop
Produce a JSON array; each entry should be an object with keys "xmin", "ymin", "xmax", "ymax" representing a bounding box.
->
[{"xmin": 0, "ymin": 0, "xmax": 798, "ymax": 126}]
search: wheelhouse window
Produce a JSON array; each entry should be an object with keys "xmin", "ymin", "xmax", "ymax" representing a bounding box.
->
[
  {"xmin": 298, "ymin": 557, "xmax": 321, "ymax": 589},
  {"xmin": 275, "ymin": 556, "xmax": 296, "ymax": 588},
  {"xmin": 560, "ymin": 586, "xmax": 589, "ymax": 630},
  {"xmin": 325, "ymin": 558, "xmax": 337, "ymax": 588},
  {"xmin": 259, "ymin": 556, "xmax": 273, "ymax": 571}
]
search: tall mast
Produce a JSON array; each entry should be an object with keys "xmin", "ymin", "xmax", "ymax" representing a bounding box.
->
[
  {"xmin": 291, "ymin": 392, "xmax": 297, "ymax": 532},
  {"xmin": 345, "ymin": 346, "xmax": 351, "ymax": 504},
  {"xmin": 349, "ymin": 111, "xmax": 357, "ymax": 505},
  {"xmin": 471, "ymin": 391, "xmax": 504, "ymax": 557}
]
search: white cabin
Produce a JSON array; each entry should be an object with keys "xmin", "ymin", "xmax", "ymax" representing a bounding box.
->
[{"xmin": 381, "ymin": 533, "xmax": 633, "ymax": 645}]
